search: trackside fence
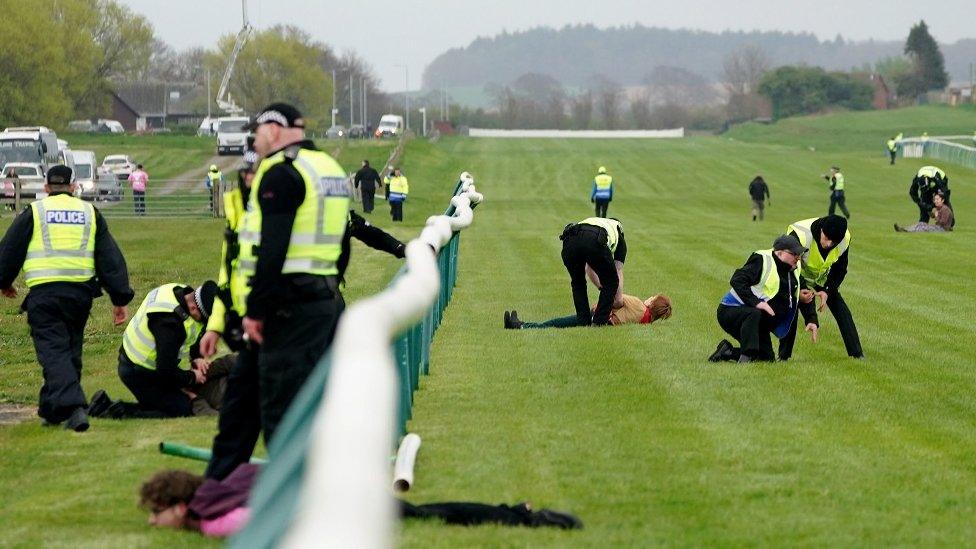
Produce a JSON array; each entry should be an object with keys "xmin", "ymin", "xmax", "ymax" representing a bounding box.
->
[
  {"xmin": 899, "ymin": 136, "xmax": 976, "ymax": 170},
  {"xmin": 231, "ymin": 176, "xmax": 484, "ymax": 549}
]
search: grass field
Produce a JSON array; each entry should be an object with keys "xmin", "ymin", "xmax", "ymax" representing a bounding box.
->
[{"xmin": 2, "ymin": 106, "xmax": 976, "ymax": 546}]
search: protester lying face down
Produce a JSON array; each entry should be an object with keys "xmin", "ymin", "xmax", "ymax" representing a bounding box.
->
[{"xmin": 139, "ymin": 465, "xmax": 582, "ymax": 537}]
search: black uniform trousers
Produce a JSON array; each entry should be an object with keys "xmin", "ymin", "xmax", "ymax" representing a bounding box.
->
[
  {"xmin": 594, "ymin": 199, "xmax": 610, "ymax": 218},
  {"xmin": 828, "ymin": 190, "xmax": 850, "ymax": 218},
  {"xmin": 390, "ymin": 200, "xmax": 403, "ymax": 221},
  {"xmin": 560, "ymin": 226, "xmax": 617, "ymax": 325},
  {"xmin": 115, "ymin": 352, "xmax": 193, "ymax": 418},
  {"xmin": 23, "ymin": 285, "xmax": 92, "ymax": 423},
  {"xmin": 822, "ymin": 289, "xmax": 862, "ymax": 357},
  {"xmin": 717, "ymin": 304, "xmax": 777, "ymax": 361},
  {"xmin": 205, "ymin": 294, "xmax": 344, "ymax": 480},
  {"xmin": 361, "ymin": 183, "xmax": 375, "ymax": 213}
]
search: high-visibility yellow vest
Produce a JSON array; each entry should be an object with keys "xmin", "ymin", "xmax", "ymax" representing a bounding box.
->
[
  {"xmin": 727, "ymin": 249, "xmax": 799, "ymax": 305},
  {"xmin": 207, "ymin": 187, "xmax": 246, "ymax": 333},
  {"xmin": 208, "ymin": 169, "xmax": 223, "ymax": 187},
  {"xmin": 388, "ymin": 175, "xmax": 409, "ymax": 195},
  {"xmin": 123, "ymin": 283, "xmax": 203, "ymax": 370},
  {"xmin": 886, "ymin": 139, "xmax": 897, "ymax": 152},
  {"xmin": 832, "ymin": 172, "xmax": 845, "ymax": 191},
  {"xmin": 577, "ymin": 217, "xmax": 621, "ymax": 253},
  {"xmin": 23, "ymin": 194, "xmax": 96, "ymax": 287},
  {"xmin": 788, "ymin": 218, "xmax": 851, "ymax": 287},
  {"xmin": 233, "ymin": 148, "xmax": 349, "ymax": 314},
  {"xmin": 594, "ymin": 173, "xmax": 613, "ymax": 199},
  {"xmin": 917, "ymin": 166, "xmax": 945, "ymax": 180}
]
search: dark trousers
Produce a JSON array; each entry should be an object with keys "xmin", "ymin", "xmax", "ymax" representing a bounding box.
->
[
  {"xmin": 390, "ymin": 200, "xmax": 403, "ymax": 221},
  {"xmin": 361, "ymin": 184, "xmax": 375, "ymax": 213},
  {"xmin": 823, "ymin": 289, "xmax": 863, "ymax": 357},
  {"xmin": 134, "ymin": 190, "xmax": 145, "ymax": 215},
  {"xmin": 400, "ymin": 501, "xmax": 541, "ymax": 526},
  {"xmin": 594, "ymin": 199, "xmax": 610, "ymax": 218},
  {"xmin": 717, "ymin": 304, "xmax": 776, "ymax": 361},
  {"xmin": 23, "ymin": 286, "xmax": 92, "ymax": 423},
  {"xmin": 115, "ymin": 353, "xmax": 193, "ymax": 418},
  {"xmin": 560, "ymin": 226, "xmax": 617, "ymax": 325},
  {"xmin": 889, "ymin": 150, "xmax": 896, "ymax": 165},
  {"xmin": 828, "ymin": 191, "xmax": 850, "ymax": 218},
  {"xmin": 523, "ymin": 314, "xmax": 582, "ymax": 329},
  {"xmin": 206, "ymin": 345, "xmax": 261, "ymax": 480},
  {"xmin": 917, "ymin": 201, "xmax": 932, "ymax": 223},
  {"xmin": 259, "ymin": 296, "xmax": 344, "ymax": 442}
]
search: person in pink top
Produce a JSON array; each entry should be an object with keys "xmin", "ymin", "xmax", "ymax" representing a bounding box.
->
[{"xmin": 128, "ymin": 164, "xmax": 148, "ymax": 215}]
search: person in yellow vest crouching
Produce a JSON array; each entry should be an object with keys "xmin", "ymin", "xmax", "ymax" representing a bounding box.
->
[
  {"xmin": 0, "ymin": 165, "xmax": 133, "ymax": 431},
  {"xmin": 386, "ymin": 167, "xmax": 409, "ymax": 222},
  {"xmin": 784, "ymin": 215, "xmax": 863, "ymax": 359},
  {"xmin": 709, "ymin": 234, "xmax": 819, "ymax": 363},
  {"xmin": 87, "ymin": 281, "xmax": 219, "ymax": 419}
]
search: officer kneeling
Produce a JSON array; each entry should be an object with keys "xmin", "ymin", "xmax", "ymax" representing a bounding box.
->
[
  {"xmin": 88, "ymin": 282, "xmax": 218, "ymax": 419},
  {"xmin": 709, "ymin": 235, "xmax": 819, "ymax": 363}
]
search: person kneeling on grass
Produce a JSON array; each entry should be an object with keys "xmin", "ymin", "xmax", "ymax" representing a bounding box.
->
[
  {"xmin": 140, "ymin": 464, "xmax": 582, "ymax": 538},
  {"xmin": 87, "ymin": 281, "xmax": 222, "ymax": 419},
  {"xmin": 895, "ymin": 191, "xmax": 954, "ymax": 233},
  {"xmin": 505, "ymin": 293, "xmax": 672, "ymax": 329}
]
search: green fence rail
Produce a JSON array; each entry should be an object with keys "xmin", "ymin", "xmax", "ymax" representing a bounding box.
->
[{"xmin": 231, "ymin": 178, "xmax": 477, "ymax": 549}]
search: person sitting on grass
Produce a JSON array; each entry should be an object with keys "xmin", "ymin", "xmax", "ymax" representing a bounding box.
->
[
  {"xmin": 505, "ymin": 294, "xmax": 672, "ymax": 329},
  {"xmin": 139, "ymin": 464, "xmax": 582, "ymax": 538},
  {"xmin": 895, "ymin": 192, "xmax": 954, "ymax": 233}
]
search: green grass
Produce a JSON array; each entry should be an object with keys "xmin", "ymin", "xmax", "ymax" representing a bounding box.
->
[{"xmin": 2, "ymin": 106, "xmax": 975, "ymax": 546}]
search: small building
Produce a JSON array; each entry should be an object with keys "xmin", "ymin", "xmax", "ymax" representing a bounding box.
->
[
  {"xmin": 111, "ymin": 83, "xmax": 208, "ymax": 131},
  {"xmin": 853, "ymin": 73, "xmax": 892, "ymax": 110}
]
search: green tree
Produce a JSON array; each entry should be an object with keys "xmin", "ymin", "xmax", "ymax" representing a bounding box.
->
[
  {"xmin": 899, "ymin": 20, "xmax": 948, "ymax": 98},
  {"xmin": 211, "ymin": 25, "xmax": 332, "ymax": 130},
  {"xmin": 759, "ymin": 66, "xmax": 873, "ymax": 119}
]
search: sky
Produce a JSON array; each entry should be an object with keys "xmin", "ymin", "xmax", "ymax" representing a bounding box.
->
[{"xmin": 119, "ymin": 0, "xmax": 974, "ymax": 91}]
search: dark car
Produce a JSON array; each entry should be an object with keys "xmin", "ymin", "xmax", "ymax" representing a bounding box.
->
[{"xmin": 348, "ymin": 124, "xmax": 367, "ymax": 139}]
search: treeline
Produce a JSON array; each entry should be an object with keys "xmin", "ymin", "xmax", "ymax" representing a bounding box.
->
[
  {"xmin": 0, "ymin": 0, "xmax": 391, "ymax": 131},
  {"xmin": 423, "ymin": 23, "xmax": 976, "ymax": 88}
]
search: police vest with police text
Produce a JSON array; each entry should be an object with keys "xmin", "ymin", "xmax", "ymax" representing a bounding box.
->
[
  {"xmin": 123, "ymin": 283, "xmax": 203, "ymax": 370},
  {"xmin": 593, "ymin": 173, "xmax": 613, "ymax": 200},
  {"xmin": 206, "ymin": 187, "xmax": 247, "ymax": 333},
  {"xmin": 721, "ymin": 249, "xmax": 799, "ymax": 339},
  {"xmin": 23, "ymin": 194, "xmax": 96, "ymax": 287},
  {"xmin": 788, "ymin": 218, "xmax": 851, "ymax": 287},
  {"xmin": 233, "ymin": 148, "xmax": 350, "ymax": 315}
]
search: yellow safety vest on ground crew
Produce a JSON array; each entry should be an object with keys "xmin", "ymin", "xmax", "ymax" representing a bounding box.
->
[
  {"xmin": 788, "ymin": 218, "xmax": 851, "ymax": 287},
  {"xmin": 233, "ymin": 148, "xmax": 349, "ymax": 315},
  {"xmin": 832, "ymin": 173, "xmax": 845, "ymax": 191},
  {"xmin": 388, "ymin": 176, "xmax": 409, "ymax": 195},
  {"xmin": 886, "ymin": 139, "xmax": 897, "ymax": 152},
  {"xmin": 23, "ymin": 194, "xmax": 96, "ymax": 287},
  {"xmin": 123, "ymin": 283, "xmax": 203, "ymax": 370},
  {"xmin": 726, "ymin": 249, "xmax": 799, "ymax": 305},
  {"xmin": 208, "ymin": 169, "xmax": 223, "ymax": 188},
  {"xmin": 206, "ymin": 187, "xmax": 246, "ymax": 333},
  {"xmin": 594, "ymin": 173, "xmax": 613, "ymax": 199},
  {"xmin": 577, "ymin": 217, "xmax": 621, "ymax": 253},
  {"xmin": 917, "ymin": 166, "xmax": 945, "ymax": 180}
]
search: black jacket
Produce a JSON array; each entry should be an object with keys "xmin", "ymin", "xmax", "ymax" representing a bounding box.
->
[
  {"xmin": 748, "ymin": 178, "xmax": 770, "ymax": 201},
  {"xmin": 788, "ymin": 217, "xmax": 848, "ymax": 293},
  {"xmin": 354, "ymin": 166, "xmax": 381, "ymax": 189},
  {"xmin": 337, "ymin": 210, "xmax": 405, "ymax": 282},
  {"xmin": 727, "ymin": 252, "xmax": 817, "ymax": 327},
  {"xmin": 909, "ymin": 175, "xmax": 949, "ymax": 206},
  {"xmin": 0, "ymin": 192, "xmax": 134, "ymax": 306}
]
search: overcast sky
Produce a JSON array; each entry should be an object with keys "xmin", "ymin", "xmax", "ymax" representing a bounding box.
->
[{"xmin": 119, "ymin": 0, "xmax": 973, "ymax": 91}]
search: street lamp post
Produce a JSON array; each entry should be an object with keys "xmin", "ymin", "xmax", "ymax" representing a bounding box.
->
[{"xmin": 419, "ymin": 107, "xmax": 426, "ymax": 136}]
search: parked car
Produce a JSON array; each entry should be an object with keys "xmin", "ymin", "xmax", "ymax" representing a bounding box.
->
[
  {"xmin": 101, "ymin": 154, "xmax": 136, "ymax": 180},
  {"xmin": 95, "ymin": 119, "xmax": 125, "ymax": 134},
  {"xmin": 325, "ymin": 125, "xmax": 346, "ymax": 139},
  {"xmin": 67, "ymin": 120, "xmax": 94, "ymax": 132},
  {"xmin": 1, "ymin": 162, "xmax": 46, "ymax": 199},
  {"xmin": 348, "ymin": 124, "xmax": 367, "ymax": 139},
  {"xmin": 82, "ymin": 168, "xmax": 123, "ymax": 201}
]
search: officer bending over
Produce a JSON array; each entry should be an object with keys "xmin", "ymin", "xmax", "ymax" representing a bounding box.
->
[
  {"xmin": 559, "ymin": 217, "xmax": 626, "ymax": 326},
  {"xmin": 88, "ymin": 281, "xmax": 218, "ymax": 419},
  {"xmin": 910, "ymin": 166, "xmax": 953, "ymax": 225},
  {"xmin": 0, "ymin": 165, "xmax": 133, "ymax": 431}
]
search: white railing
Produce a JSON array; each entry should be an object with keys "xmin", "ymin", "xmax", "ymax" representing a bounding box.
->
[
  {"xmin": 467, "ymin": 127, "xmax": 685, "ymax": 138},
  {"xmin": 281, "ymin": 180, "xmax": 484, "ymax": 549}
]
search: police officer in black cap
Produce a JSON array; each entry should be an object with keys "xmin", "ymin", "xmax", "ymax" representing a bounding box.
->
[
  {"xmin": 0, "ymin": 165, "xmax": 133, "ymax": 431},
  {"xmin": 88, "ymin": 281, "xmax": 219, "ymax": 418},
  {"xmin": 199, "ymin": 103, "xmax": 406, "ymax": 480}
]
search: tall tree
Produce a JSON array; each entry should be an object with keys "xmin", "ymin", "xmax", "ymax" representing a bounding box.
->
[{"xmin": 901, "ymin": 20, "xmax": 948, "ymax": 97}]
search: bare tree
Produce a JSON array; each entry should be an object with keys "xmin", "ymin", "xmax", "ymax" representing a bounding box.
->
[
  {"xmin": 593, "ymin": 75, "xmax": 622, "ymax": 129},
  {"xmin": 629, "ymin": 91, "xmax": 652, "ymax": 129},
  {"xmin": 722, "ymin": 45, "xmax": 770, "ymax": 96},
  {"xmin": 571, "ymin": 90, "xmax": 594, "ymax": 130},
  {"xmin": 644, "ymin": 66, "xmax": 717, "ymax": 107}
]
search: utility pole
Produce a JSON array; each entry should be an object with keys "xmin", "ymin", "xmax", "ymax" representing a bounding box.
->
[
  {"xmin": 394, "ymin": 64, "xmax": 409, "ymax": 130},
  {"xmin": 419, "ymin": 107, "xmax": 427, "ymax": 136},
  {"xmin": 331, "ymin": 69, "xmax": 337, "ymax": 127},
  {"xmin": 349, "ymin": 72, "xmax": 354, "ymax": 126},
  {"xmin": 206, "ymin": 69, "xmax": 212, "ymax": 120},
  {"xmin": 360, "ymin": 77, "xmax": 366, "ymax": 130},
  {"xmin": 363, "ymin": 81, "xmax": 369, "ymax": 134}
]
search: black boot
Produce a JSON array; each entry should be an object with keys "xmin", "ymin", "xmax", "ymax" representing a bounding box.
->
[
  {"xmin": 63, "ymin": 407, "xmax": 90, "ymax": 432},
  {"xmin": 87, "ymin": 389, "xmax": 113, "ymax": 418},
  {"xmin": 708, "ymin": 339, "xmax": 733, "ymax": 362}
]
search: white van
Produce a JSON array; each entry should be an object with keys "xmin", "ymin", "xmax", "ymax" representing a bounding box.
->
[
  {"xmin": 216, "ymin": 116, "xmax": 251, "ymax": 155},
  {"xmin": 375, "ymin": 114, "xmax": 405, "ymax": 138},
  {"xmin": 71, "ymin": 150, "xmax": 97, "ymax": 195}
]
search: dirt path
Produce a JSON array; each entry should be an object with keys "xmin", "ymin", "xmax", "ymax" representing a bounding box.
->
[
  {"xmin": 0, "ymin": 403, "xmax": 34, "ymax": 425},
  {"xmin": 158, "ymin": 155, "xmax": 239, "ymax": 196}
]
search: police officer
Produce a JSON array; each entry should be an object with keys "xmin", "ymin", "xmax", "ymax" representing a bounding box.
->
[
  {"xmin": 559, "ymin": 217, "xmax": 626, "ymax": 326},
  {"xmin": 206, "ymin": 164, "xmax": 223, "ymax": 213},
  {"xmin": 823, "ymin": 166, "xmax": 850, "ymax": 219},
  {"xmin": 709, "ymin": 235, "xmax": 818, "ymax": 363},
  {"xmin": 199, "ymin": 104, "xmax": 406, "ymax": 480},
  {"xmin": 591, "ymin": 166, "xmax": 613, "ymax": 218},
  {"xmin": 88, "ymin": 281, "xmax": 218, "ymax": 419},
  {"xmin": 885, "ymin": 134, "xmax": 901, "ymax": 165},
  {"xmin": 785, "ymin": 215, "xmax": 863, "ymax": 359},
  {"xmin": 386, "ymin": 167, "xmax": 409, "ymax": 222},
  {"xmin": 910, "ymin": 166, "xmax": 952, "ymax": 225},
  {"xmin": 0, "ymin": 165, "xmax": 133, "ymax": 431}
]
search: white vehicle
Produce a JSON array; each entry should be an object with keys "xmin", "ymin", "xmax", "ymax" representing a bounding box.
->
[
  {"xmin": 0, "ymin": 126, "xmax": 60, "ymax": 173},
  {"xmin": 375, "ymin": 114, "xmax": 404, "ymax": 138},
  {"xmin": 71, "ymin": 150, "xmax": 97, "ymax": 195},
  {"xmin": 1, "ymin": 162, "xmax": 46, "ymax": 199},
  {"xmin": 216, "ymin": 116, "xmax": 251, "ymax": 155},
  {"xmin": 96, "ymin": 119, "xmax": 125, "ymax": 134},
  {"xmin": 102, "ymin": 154, "xmax": 136, "ymax": 179}
]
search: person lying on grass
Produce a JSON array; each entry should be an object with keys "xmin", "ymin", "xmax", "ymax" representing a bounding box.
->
[
  {"xmin": 504, "ymin": 293, "xmax": 672, "ymax": 329},
  {"xmin": 140, "ymin": 464, "xmax": 582, "ymax": 538}
]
